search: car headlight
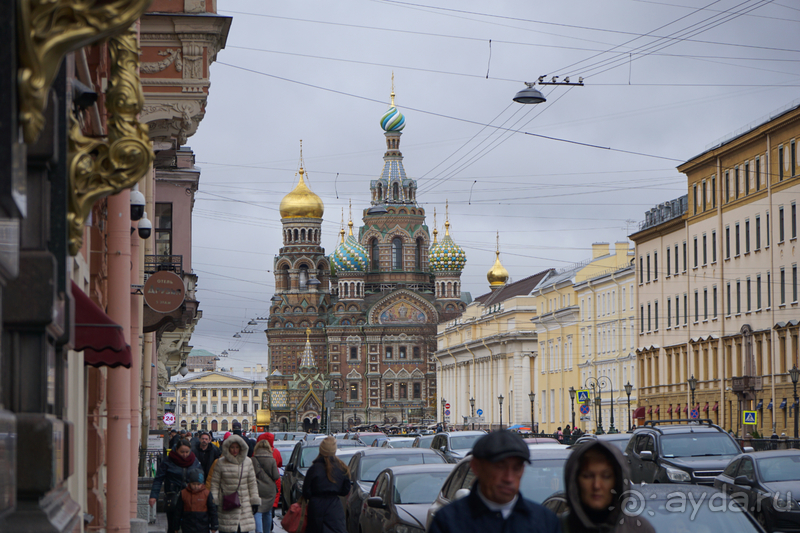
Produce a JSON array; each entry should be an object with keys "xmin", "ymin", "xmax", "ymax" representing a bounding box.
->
[
  {"xmin": 394, "ymin": 525, "xmax": 425, "ymax": 533},
  {"xmin": 775, "ymin": 495, "xmax": 800, "ymax": 511},
  {"xmin": 666, "ymin": 467, "xmax": 691, "ymax": 482}
]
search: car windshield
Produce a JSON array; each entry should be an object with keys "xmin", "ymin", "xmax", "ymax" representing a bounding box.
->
[
  {"xmin": 659, "ymin": 433, "xmax": 740, "ymax": 458},
  {"xmin": 450, "ymin": 435, "xmax": 481, "ymax": 450},
  {"xmin": 359, "ymin": 454, "xmax": 445, "ymax": 482},
  {"xmin": 757, "ymin": 455, "xmax": 800, "ymax": 482},
  {"xmin": 359, "ymin": 435, "xmax": 382, "ymax": 446},
  {"xmin": 643, "ymin": 494, "xmax": 757, "ymax": 532},
  {"xmin": 603, "ymin": 437, "xmax": 632, "ymax": 452},
  {"xmin": 389, "ymin": 440, "xmax": 414, "ymax": 448},
  {"xmin": 416, "ymin": 436, "xmax": 434, "ymax": 448},
  {"xmin": 520, "ymin": 459, "xmax": 567, "ymax": 503},
  {"xmin": 394, "ymin": 471, "xmax": 452, "ymax": 504}
]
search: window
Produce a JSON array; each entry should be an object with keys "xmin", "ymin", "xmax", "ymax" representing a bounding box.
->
[
  {"xmin": 399, "ymin": 383, "xmax": 407, "ymax": 399},
  {"xmin": 683, "ymin": 294, "xmax": 688, "ymax": 324},
  {"xmin": 203, "ymin": 405, "xmax": 208, "ymax": 414},
  {"xmin": 693, "ymin": 237, "xmax": 698, "ymax": 267},
  {"xmin": 202, "ymin": 390, "xmax": 207, "ymax": 397},
  {"xmin": 392, "ymin": 237, "xmax": 403, "ymax": 270},
  {"xmin": 735, "ymin": 223, "xmax": 740, "ymax": 256},
  {"xmin": 755, "ymin": 157, "xmax": 761, "ymax": 191},
  {"xmin": 779, "ymin": 145, "xmax": 784, "ymax": 181},
  {"xmin": 646, "ymin": 254, "xmax": 650, "ymax": 282},
  {"xmin": 639, "ymin": 257, "xmax": 644, "ymax": 284},
  {"xmin": 781, "ymin": 268, "xmax": 786, "ymax": 304},
  {"xmin": 675, "ymin": 296, "xmax": 680, "ymax": 325},
  {"xmin": 725, "ymin": 171, "xmax": 730, "ymax": 202},
  {"xmin": 767, "ymin": 271, "xmax": 772, "ymax": 308},
  {"xmin": 654, "ymin": 301, "xmax": 659, "ymax": 331},
  {"xmin": 793, "ymin": 140, "xmax": 797, "ymax": 177},
  {"xmin": 192, "ymin": 405, "xmax": 197, "ymax": 413},
  {"xmin": 704, "ymin": 288, "xmax": 708, "ymax": 319},
  {"xmin": 666, "ymin": 248, "xmax": 671, "ymax": 276},
  {"xmin": 371, "ymin": 239, "xmax": 380, "ymax": 271},
  {"xmin": 744, "ymin": 162, "xmax": 750, "ymax": 195},
  {"xmin": 413, "ymin": 383, "xmax": 421, "ymax": 399},
  {"xmin": 181, "ymin": 390, "xmax": 186, "ymax": 397},
  {"xmin": 694, "ymin": 291, "xmax": 699, "ymax": 322},
  {"xmin": 727, "ymin": 283, "xmax": 731, "ymax": 315},
  {"xmin": 385, "ymin": 347, "xmax": 393, "ymax": 359},
  {"xmin": 222, "ymin": 404, "xmax": 227, "ymax": 413},
  {"xmin": 350, "ymin": 384, "xmax": 358, "ymax": 400},
  {"xmin": 386, "ymin": 383, "xmax": 393, "ymax": 399},
  {"xmin": 712, "ymin": 231, "xmax": 717, "ymax": 262},
  {"xmin": 736, "ymin": 280, "xmax": 741, "ymax": 314},
  {"xmin": 767, "ymin": 212, "xmax": 771, "ymax": 246},
  {"xmin": 399, "ymin": 346, "xmax": 407, "ymax": 359},
  {"xmin": 735, "ymin": 166, "xmax": 740, "ymax": 197},
  {"xmin": 683, "ymin": 242, "xmax": 687, "ymax": 271},
  {"xmin": 415, "ymin": 238, "xmax": 423, "ymax": 270},
  {"xmin": 640, "ymin": 306, "xmax": 644, "ymax": 333},
  {"xmin": 780, "ymin": 207, "xmax": 785, "ymax": 242},
  {"xmin": 182, "ymin": 405, "xmax": 186, "ymax": 414},
  {"xmin": 647, "ymin": 304, "xmax": 651, "ymax": 331},
  {"xmin": 674, "ymin": 244, "xmax": 679, "ymax": 273},
  {"xmin": 242, "ymin": 405, "xmax": 248, "ymax": 413},
  {"xmin": 693, "ymin": 184, "xmax": 698, "ymax": 214},
  {"xmin": 712, "ymin": 176, "xmax": 716, "ymax": 206},
  {"xmin": 702, "ymin": 179, "xmax": 707, "ymax": 209},
  {"xmin": 745, "ymin": 220, "xmax": 750, "ymax": 253},
  {"xmin": 155, "ymin": 203, "xmax": 173, "ymax": 256},
  {"xmin": 713, "ymin": 286, "xmax": 718, "ymax": 317},
  {"xmin": 794, "ymin": 264, "xmax": 798, "ymax": 302},
  {"xmin": 212, "ymin": 389, "xmax": 217, "ymax": 397},
  {"xmin": 793, "ymin": 203, "xmax": 797, "ymax": 239},
  {"xmin": 757, "ymin": 274, "xmax": 762, "ymax": 309},
  {"xmin": 654, "ymin": 252, "xmax": 658, "ymax": 280},
  {"xmin": 232, "ymin": 390, "xmax": 238, "ymax": 397},
  {"xmin": 192, "ymin": 390, "xmax": 197, "ymax": 397},
  {"xmin": 667, "ymin": 299, "xmax": 672, "ymax": 327},
  {"xmin": 350, "ymin": 347, "xmax": 358, "ymax": 360},
  {"xmin": 413, "ymin": 346, "xmax": 420, "ymax": 359},
  {"xmin": 702, "ymin": 234, "xmax": 707, "ymax": 265},
  {"xmin": 726, "ymin": 226, "xmax": 731, "ymax": 259},
  {"xmin": 756, "ymin": 216, "xmax": 761, "ymax": 250}
]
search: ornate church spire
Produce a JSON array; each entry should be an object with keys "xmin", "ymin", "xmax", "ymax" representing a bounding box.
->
[
  {"xmin": 487, "ymin": 231, "xmax": 509, "ymax": 290},
  {"xmin": 299, "ymin": 328, "xmax": 316, "ymax": 370}
]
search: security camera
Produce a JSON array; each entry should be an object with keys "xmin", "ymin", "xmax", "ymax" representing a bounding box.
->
[
  {"xmin": 138, "ymin": 211, "xmax": 152, "ymax": 239},
  {"xmin": 130, "ymin": 187, "xmax": 145, "ymax": 221}
]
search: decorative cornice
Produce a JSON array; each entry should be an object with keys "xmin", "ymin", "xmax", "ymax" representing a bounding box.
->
[
  {"xmin": 17, "ymin": 0, "xmax": 151, "ymax": 144},
  {"xmin": 67, "ymin": 27, "xmax": 153, "ymax": 255}
]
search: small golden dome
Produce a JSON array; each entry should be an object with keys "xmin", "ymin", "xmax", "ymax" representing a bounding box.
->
[
  {"xmin": 487, "ymin": 251, "xmax": 509, "ymax": 287},
  {"xmin": 279, "ymin": 167, "xmax": 324, "ymax": 219}
]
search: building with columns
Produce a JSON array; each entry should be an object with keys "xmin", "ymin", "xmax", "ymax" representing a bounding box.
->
[{"xmin": 631, "ymin": 101, "xmax": 800, "ymax": 437}]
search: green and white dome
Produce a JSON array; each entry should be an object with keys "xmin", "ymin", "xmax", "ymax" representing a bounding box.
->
[{"xmin": 429, "ymin": 221, "xmax": 466, "ymax": 272}]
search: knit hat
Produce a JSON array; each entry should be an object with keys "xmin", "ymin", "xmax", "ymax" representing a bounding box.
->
[
  {"xmin": 319, "ymin": 436, "xmax": 337, "ymax": 457},
  {"xmin": 187, "ymin": 468, "xmax": 204, "ymax": 484},
  {"xmin": 224, "ymin": 431, "xmax": 232, "ymax": 441},
  {"xmin": 257, "ymin": 433, "xmax": 271, "ymax": 442}
]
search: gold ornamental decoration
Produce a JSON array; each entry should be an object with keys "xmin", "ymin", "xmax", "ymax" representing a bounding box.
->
[
  {"xmin": 17, "ymin": 0, "xmax": 152, "ymax": 144},
  {"xmin": 67, "ymin": 27, "xmax": 153, "ymax": 255}
]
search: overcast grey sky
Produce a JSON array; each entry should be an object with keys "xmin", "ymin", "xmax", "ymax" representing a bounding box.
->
[{"xmin": 187, "ymin": 0, "xmax": 800, "ymax": 368}]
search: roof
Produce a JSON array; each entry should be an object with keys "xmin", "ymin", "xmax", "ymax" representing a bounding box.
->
[
  {"xmin": 473, "ymin": 269, "xmax": 554, "ymax": 307},
  {"xmin": 383, "ymin": 464, "xmax": 455, "ymax": 475}
]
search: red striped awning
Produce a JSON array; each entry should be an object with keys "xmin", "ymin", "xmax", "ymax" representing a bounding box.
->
[
  {"xmin": 683, "ymin": 405, "xmax": 688, "ymax": 413},
  {"xmin": 712, "ymin": 402, "xmax": 719, "ymax": 412},
  {"xmin": 667, "ymin": 406, "xmax": 673, "ymax": 414},
  {"xmin": 647, "ymin": 406, "xmax": 653, "ymax": 414},
  {"xmin": 73, "ymin": 281, "xmax": 131, "ymax": 368},
  {"xmin": 703, "ymin": 402, "xmax": 709, "ymax": 412},
  {"xmin": 654, "ymin": 406, "xmax": 660, "ymax": 414},
  {"xmin": 633, "ymin": 406, "xmax": 646, "ymax": 419}
]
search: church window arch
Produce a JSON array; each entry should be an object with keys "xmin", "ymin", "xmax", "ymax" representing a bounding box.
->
[
  {"xmin": 293, "ymin": 306, "xmax": 303, "ymax": 313},
  {"xmin": 392, "ymin": 182, "xmax": 400, "ymax": 200},
  {"xmin": 393, "ymin": 237, "xmax": 403, "ymax": 270},
  {"xmin": 299, "ymin": 265, "xmax": 309, "ymax": 290},
  {"xmin": 316, "ymin": 321, "xmax": 325, "ymax": 328},
  {"xmin": 348, "ymin": 304, "xmax": 359, "ymax": 312},
  {"xmin": 342, "ymin": 319, "xmax": 351, "ymax": 326},
  {"xmin": 307, "ymin": 306, "xmax": 316, "ymax": 313},
  {"xmin": 300, "ymin": 228, "xmax": 306, "ymax": 242},
  {"xmin": 343, "ymin": 283, "xmax": 349, "ymax": 298},
  {"xmin": 415, "ymin": 238, "xmax": 423, "ymax": 270},
  {"xmin": 370, "ymin": 238, "xmax": 380, "ymax": 271},
  {"xmin": 399, "ymin": 209, "xmax": 406, "ymax": 214},
  {"xmin": 377, "ymin": 183, "xmax": 383, "ymax": 200},
  {"xmin": 286, "ymin": 322, "xmax": 295, "ymax": 328},
  {"xmin": 293, "ymin": 229, "xmax": 299, "ymax": 241}
]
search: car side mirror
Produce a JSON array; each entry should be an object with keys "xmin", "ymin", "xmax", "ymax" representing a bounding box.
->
[
  {"xmin": 639, "ymin": 450, "xmax": 653, "ymax": 461},
  {"xmin": 734, "ymin": 475, "xmax": 752, "ymax": 487},
  {"xmin": 366, "ymin": 497, "xmax": 386, "ymax": 509},
  {"xmin": 285, "ymin": 463, "xmax": 294, "ymax": 472},
  {"xmin": 743, "ymin": 446, "xmax": 755, "ymax": 453},
  {"xmin": 454, "ymin": 488, "xmax": 470, "ymax": 501},
  {"xmin": 440, "ymin": 446, "xmax": 447, "ymax": 452}
]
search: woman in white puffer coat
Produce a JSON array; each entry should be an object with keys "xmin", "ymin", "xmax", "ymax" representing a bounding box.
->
[{"xmin": 210, "ymin": 434, "xmax": 259, "ymax": 533}]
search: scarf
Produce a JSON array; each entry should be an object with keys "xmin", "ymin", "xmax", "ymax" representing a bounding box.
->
[{"xmin": 168, "ymin": 449, "xmax": 197, "ymax": 468}]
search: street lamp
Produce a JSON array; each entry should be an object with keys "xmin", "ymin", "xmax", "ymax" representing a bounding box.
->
[
  {"xmin": 688, "ymin": 374, "xmax": 697, "ymax": 418},
  {"xmin": 585, "ymin": 377, "xmax": 604, "ymax": 434},
  {"xmin": 441, "ymin": 397, "xmax": 446, "ymax": 429},
  {"xmin": 498, "ymin": 395, "xmax": 504, "ymax": 430},
  {"xmin": 790, "ymin": 365, "xmax": 799, "ymax": 440},
  {"xmin": 624, "ymin": 381, "xmax": 633, "ymax": 431},
  {"xmin": 528, "ymin": 392, "xmax": 535, "ymax": 433},
  {"xmin": 568, "ymin": 387, "xmax": 576, "ymax": 432},
  {"xmin": 469, "ymin": 397, "xmax": 475, "ymax": 430},
  {"xmin": 512, "ymin": 82, "xmax": 546, "ymax": 104}
]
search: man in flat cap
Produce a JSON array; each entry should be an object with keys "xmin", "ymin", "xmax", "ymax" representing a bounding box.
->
[{"xmin": 429, "ymin": 430, "xmax": 560, "ymax": 533}]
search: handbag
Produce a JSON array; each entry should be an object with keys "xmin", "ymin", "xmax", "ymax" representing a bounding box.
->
[
  {"xmin": 222, "ymin": 461, "xmax": 244, "ymax": 511},
  {"xmin": 281, "ymin": 498, "xmax": 307, "ymax": 533}
]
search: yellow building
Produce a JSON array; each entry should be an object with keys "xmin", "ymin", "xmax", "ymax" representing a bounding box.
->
[
  {"xmin": 631, "ymin": 101, "xmax": 800, "ymax": 437},
  {"xmin": 531, "ymin": 242, "xmax": 635, "ymax": 434}
]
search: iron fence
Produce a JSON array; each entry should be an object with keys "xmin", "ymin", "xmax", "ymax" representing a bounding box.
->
[
  {"xmin": 139, "ymin": 448, "xmax": 163, "ymax": 478},
  {"xmin": 735, "ymin": 437, "xmax": 799, "ymax": 451}
]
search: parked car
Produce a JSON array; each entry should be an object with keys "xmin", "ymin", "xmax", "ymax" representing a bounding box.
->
[
  {"xmin": 543, "ymin": 484, "xmax": 767, "ymax": 533},
  {"xmin": 569, "ymin": 432, "xmax": 633, "ymax": 452},
  {"xmin": 380, "ymin": 437, "xmax": 415, "ymax": 449},
  {"xmin": 273, "ymin": 440, "xmax": 300, "ymax": 464},
  {"xmin": 344, "ymin": 448, "xmax": 447, "ymax": 533},
  {"xmin": 523, "ymin": 437, "xmax": 560, "ymax": 445},
  {"xmin": 625, "ymin": 420, "xmax": 746, "ymax": 485},
  {"xmin": 714, "ymin": 449, "xmax": 800, "ymax": 532},
  {"xmin": 430, "ymin": 431, "xmax": 485, "ymax": 463},
  {"xmin": 359, "ymin": 464, "xmax": 454, "ymax": 533},
  {"xmin": 412, "ymin": 435, "xmax": 435, "ymax": 449},
  {"xmin": 281, "ymin": 439, "xmax": 366, "ymax": 511},
  {"xmin": 272, "ymin": 431, "xmax": 306, "ymax": 441},
  {"xmin": 355, "ymin": 432, "xmax": 385, "ymax": 447},
  {"xmin": 426, "ymin": 447, "xmax": 570, "ymax": 529},
  {"xmin": 370, "ymin": 436, "xmax": 390, "ymax": 448}
]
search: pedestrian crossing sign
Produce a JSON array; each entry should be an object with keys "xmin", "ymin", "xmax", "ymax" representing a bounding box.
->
[
  {"xmin": 577, "ymin": 390, "xmax": 590, "ymax": 404},
  {"xmin": 742, "ymin": 410, "xmax": 757, "ymax": 425}
]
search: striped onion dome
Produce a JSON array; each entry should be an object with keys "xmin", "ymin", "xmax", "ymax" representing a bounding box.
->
[
  {"xmin": 332, "ymin": 223, "xmax": 368, "ymax": 272},
  {"xmin": 380, "ymin": 106, "xmax": 406, "ymax": 132},
  {"xmin": 429, "ymin": 221, "xmax": 466, "ymax": 272}
]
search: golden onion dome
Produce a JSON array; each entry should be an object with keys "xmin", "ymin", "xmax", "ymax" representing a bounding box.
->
[
  {"xmin": 279, "ymin": 167, "xmax": 324, "ymax": 219},
  {"xmin": 487, "ymin": 251, "xmax": 509, "ymax": 287}
]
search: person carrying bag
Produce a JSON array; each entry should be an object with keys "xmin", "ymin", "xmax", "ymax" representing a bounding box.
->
[{"xmin": 210, "ymin": 434, "xmax": 259, "ymax": 533}]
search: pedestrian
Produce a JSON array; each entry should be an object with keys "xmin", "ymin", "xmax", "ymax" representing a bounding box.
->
[
  {"xmin": 251, "ymin": 437, "xmax": 280, "ymax": 533},
  {"xmin": 260, "ymin": 432, "xmax": 283, "ymax": 529},
  {"xmin": 233, "ymin": 421, "xmax": 257, "ymax": 458},
  {"xmin": 168, "ymin": 429, "xmax": 181, "ymax": 450},
  {"xmin": 189, "ymin": 430, "xmax": 201, "ymax": 450},
  {"xmin": 193, "ymin": 430, "xmax": 221, "ymax": 480},
  {"xmin": 210, "ymin": 434, "xmax": 259, "ymax": 533},
  {"xmin": 174, "ymin": 468, "xmax": 219, "ymax": 533},
  {"xmin": 561, "ymin": 440, "xmax": 655, "ymax": 532},
  {"xmin": 150, "ymin": 439, "xmax": 202, "ymax": 533},
  {"xmin": 428, "ymin": 431, "xmax": 560, "ymax": 533},
  {"xmin": 302, "ymin": 436, "xmax": 352, "ymax": 533},
  {"xmin": 556, "ymin": 427, "xmax": 563, "ymax": 442}
]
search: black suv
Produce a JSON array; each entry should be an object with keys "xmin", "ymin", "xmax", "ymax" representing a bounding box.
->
[{"xmin": 625, "ymin": 419, "xmax": 747, "ymax": 485}]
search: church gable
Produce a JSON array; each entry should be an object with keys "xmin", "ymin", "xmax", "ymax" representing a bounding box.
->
[{"xmin": 367, "ymin": 290, "xmax": 437, "ymax": 325}]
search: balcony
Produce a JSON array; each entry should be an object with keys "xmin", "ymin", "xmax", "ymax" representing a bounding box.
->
[{"xmin": 145, "ymin": 254, "xmax": 182, "ymax": 274}]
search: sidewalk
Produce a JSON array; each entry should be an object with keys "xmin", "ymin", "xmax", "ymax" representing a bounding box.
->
[{"xmin": 149, "ymin": 509, "xmax": 287, "ymax": 533}]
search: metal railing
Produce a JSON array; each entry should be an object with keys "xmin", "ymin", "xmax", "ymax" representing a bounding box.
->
[
  {"xmin": 145, "ymin": 254, "xmax": 182, "ymax": 274},
  {"xmin": 138, "ymin": 448, "xmax": 163, "ymax": 478},
  {"xmin": 735, "ymin": 437, "xmax": 799, "ymax": 451}
]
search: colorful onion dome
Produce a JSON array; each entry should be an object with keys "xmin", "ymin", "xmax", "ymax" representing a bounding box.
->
[
  {"xmin": 429, "ymin": 221, "xmax": 466, "ymax": 272},
  {"xmin": 380, "ymin": 106, "xmax": 405, "ymax": 132},
  {"xmin": 487, "ymin": 250, "xmax": 509, "ymax": 287},
  {"xmin": 280, "ymin": 167, "xmax": 324, "ymax": 219},
  {"xmin": 332, "ymin": 221, "xmax": 368, "ymax": 272}
]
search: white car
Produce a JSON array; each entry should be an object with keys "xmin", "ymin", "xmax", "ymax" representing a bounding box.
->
[{"xmin": 380, "ymin": 437, "xmax": 416, "ymax": 449}]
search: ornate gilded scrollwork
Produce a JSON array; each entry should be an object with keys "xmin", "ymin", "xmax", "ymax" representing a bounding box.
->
[
  {"xmin": 17, "ymin": 0, "xmax": 152, "ymax": 144},
  {"xmin": 67, "ymin": 27, "xmax": 153, "ymax": 255}
]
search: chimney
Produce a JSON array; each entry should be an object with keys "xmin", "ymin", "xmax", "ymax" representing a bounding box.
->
[
  {"xmin": 614, "ymin": 241, "xmax": 630, "ymax": 256},
  {"xmin": 591, "ymin": 242, "xmax": 610, "ymax": 259},
  {"xmin": 256, "ymin": 364, "xmax": 263, "ymax": 373},
  {"xmin": 244, "ymin": 367, "xmax": 251, "ymax": 373}
]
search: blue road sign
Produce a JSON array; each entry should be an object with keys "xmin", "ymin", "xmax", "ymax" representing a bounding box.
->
[
  {"xmin": 445, "ymin": 409, "xmax": 451, "ymax": 416},
  {"xmin": 476, "ymin": 409, "xmax": 483, "ymax": 416},
  {"xmin": 743, "ymin": 411, "xmax": 757, "ymax": 425},
  {"xmin": 690, "ymin": 409, "xmax": 699, "ymax": 419},
  {"xmin": 580, "ymin": 404, "xmax": 590, "ymax": 415},
  {"xmin": 577, "ymin": 390, "xmax": 590, "ymax": 403}
]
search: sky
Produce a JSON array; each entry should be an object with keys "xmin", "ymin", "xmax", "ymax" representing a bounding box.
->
[{"xmin": 186, "ymin": 0, "xmax": 800, "ymax": 369}]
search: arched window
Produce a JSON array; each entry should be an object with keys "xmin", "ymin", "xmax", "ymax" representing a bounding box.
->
[
  {"xmin": 299, "ymin": 265, "xmax": 309, "ymax": 290},
  {"xmin": 371, "ymin": 238, "xmax": 380, "ymax": 271},
  {"xmin": 294, "ymin": 229, "xmax": 299, "ymax": 241},
  {"xmin": 415, "ymin": 238, "xmax": 423, "ymax": 270},
  {"xmin": 377, "ymin": 183, "xmax": 383, "ymax": 201},
  {"xmin": 343, "ymin": 283, "xmax": 349, "ymax": 298},
  {"xmin": 393, "ymin": 237, "xmax": 403, "ymax": 270},
  {"xmin": 393, "ymin": 183, "xmax": 400, "ymax": 200},
  {"xmin": 301, "ymin": 228, "xmax": 306, "ymax": 242}
]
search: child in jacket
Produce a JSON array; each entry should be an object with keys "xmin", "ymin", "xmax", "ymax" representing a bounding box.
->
[{"xmin": 175, "ymin": 468, "xmax": 219, "ymax": 533}]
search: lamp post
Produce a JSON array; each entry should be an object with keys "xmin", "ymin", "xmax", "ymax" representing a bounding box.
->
[
  {"xmin": 624, "ymin": 381, "xmax": 633, "ymax": 431},
  {"xmin": 585, "ymin": 378, "xmax": 603, "ymax": 434},
  {"xmin": 688, "ymin": 374, "xmax": 697, "ymax": 418},
  {"xmin": 498, "ymin": 395, "xmax": 504, "ymax": 430},
  {"xmin": 469, "ymin": 397, "xmax": 475, "ymax": 430},
  {"xmin": 528, "ymin": 392, "xmax": 535, "ymax": 433},
  {"xmin": 790, "ymin": 365, "xmax": 799, "ymax": 440},
  {"xmin": 568, "ymin": 387, "xmax": 576, "ymax": 432},
  {"xmin": 441, "ymin": 397, "xmax": 446, "ymax": 430}
]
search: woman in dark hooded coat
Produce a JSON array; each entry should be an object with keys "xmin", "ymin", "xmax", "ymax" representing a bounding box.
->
[
  {"xmin": 301, "ymin": 436, "xmax": 351, "ymax": 533},
  {"xmin": 562, "ymin": 440, "xmax": 655, "ymax": 533},
  {"xmin": 149, "ymin": 439, "xmax": 202, "ymax": 533}
]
